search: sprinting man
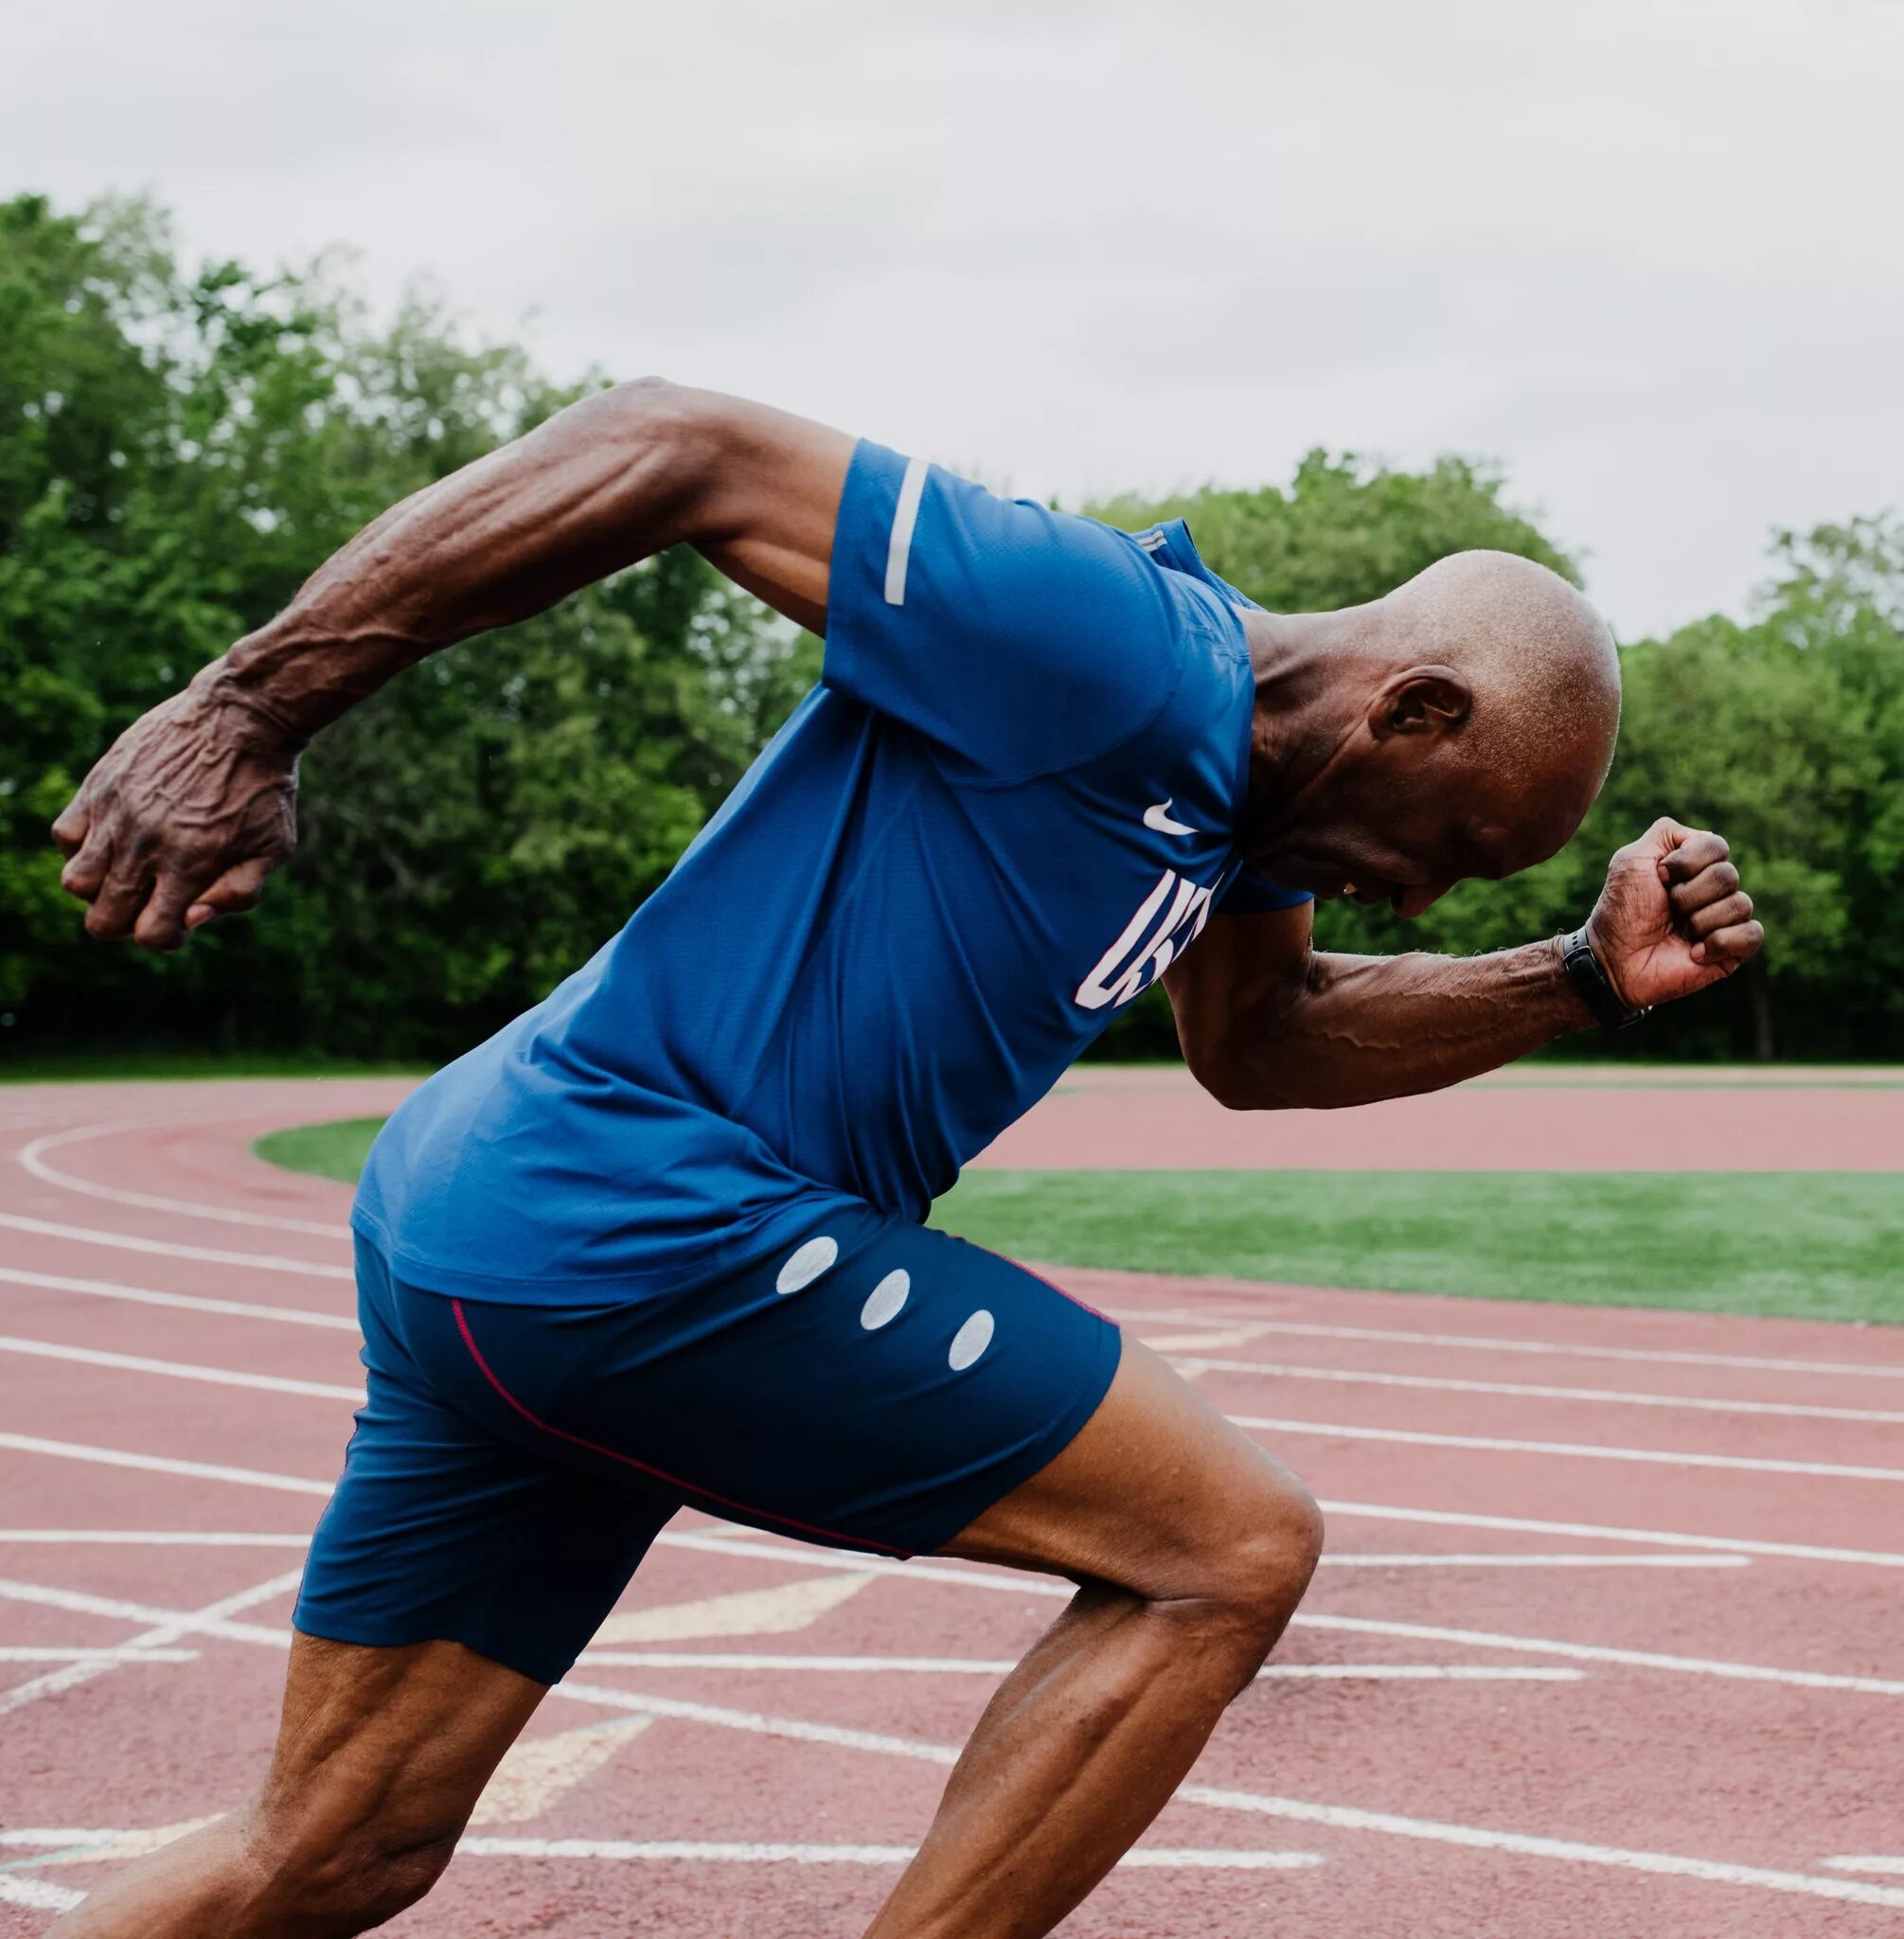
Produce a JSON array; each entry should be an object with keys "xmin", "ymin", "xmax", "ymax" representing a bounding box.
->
[{"xmin": 50, "ymin": 382, "xmax": 1762, "ymax": 1938}]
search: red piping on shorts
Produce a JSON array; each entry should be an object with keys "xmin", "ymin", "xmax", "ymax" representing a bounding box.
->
[
  {"xmin": 449, "ymin": 1298, "xmax": 903, "ymax": 1557},
  {"xmin": 966, "ymin": 1241, "xmax": 1109, "ymax": 1323}
]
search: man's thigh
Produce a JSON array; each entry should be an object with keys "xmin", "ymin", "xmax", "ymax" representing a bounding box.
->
[{"xmin": 940, "ymin": 1338, "xmax": 1323, "ymax": 1597}]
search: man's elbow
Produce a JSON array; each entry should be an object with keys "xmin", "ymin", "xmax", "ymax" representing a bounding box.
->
[
  {"xmin": 579, "ymin": 376, "xmax": 731, "ymax": 533},
  {"xmin": 1184, "ymin": 1037, "xmax": 1272, "ymax": 1112}
]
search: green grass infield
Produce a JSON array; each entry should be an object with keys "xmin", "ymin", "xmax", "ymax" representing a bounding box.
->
[{"xmin": 257, "ymin": 1115, "xmax": 1901, "ymax": 1326}]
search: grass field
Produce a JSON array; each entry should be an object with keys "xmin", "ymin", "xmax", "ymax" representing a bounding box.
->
[{"xmin": 256, "ymin": 1116, "xmax": 1904, "ymax": 1325}]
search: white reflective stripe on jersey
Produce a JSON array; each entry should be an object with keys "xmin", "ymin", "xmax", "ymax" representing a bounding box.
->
[{"xmin": 883, "ymin": 455, "xmax": 931, "ymax": 606}]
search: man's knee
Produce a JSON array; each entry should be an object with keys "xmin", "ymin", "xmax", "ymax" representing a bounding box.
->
[
  {"xmin": 1187, "ymin": 1467, "xmax": 1325, "ymax": 1659},
  {"xmin": 242, "ymin": 1796, "xmax": 460, "ymax": 1934}
]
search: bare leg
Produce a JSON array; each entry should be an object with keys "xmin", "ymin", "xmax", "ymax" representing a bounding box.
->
[
  {"xmin": 864, "ymin": 1341, "xmax": 1323, "ymax": 1939},
  {"xmin": 49, "ymin": 1633, "xmax": 545, "ymax": 1938}
]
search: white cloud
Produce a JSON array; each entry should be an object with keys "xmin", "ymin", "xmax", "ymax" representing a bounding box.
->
[{"xmin": 5, "ymin": 0, "xmax": 1899, "ymax": 633}]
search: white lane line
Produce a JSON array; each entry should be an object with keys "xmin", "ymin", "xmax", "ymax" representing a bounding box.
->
[
  {"xmin": 0, "ymin": 1334, "xmax": 364, "ymax": 1404},
  {"xmin": 0, "ymin": 1876, "xmax": 82, "ymax": 1912},
  {"xmin": 0, "ymin": 1827, "xmax": 1325, "ymax": 1875},
  {"xmin": 651, "ymin": 1534, "xmax": 1904, "ymax": 1697},
  {"xmin": 547, "ymin": 1682, "xmax": 1904, "ymax": 1911},
  {"xmin": 463, "ymin": 1839, "xmax": 1324, "ymax": 1870},
  {"xmin": 1320, "ymin": 1499, "xmax": 1904, "ymax": 1571},
  {"xmin": 1107, "ymin": 1305, "xmax": 1904, "ymax": 1383},
  {"xmin": 0, "ymin": 1213, "xmax": 353, "ymax": 1279},
  {"xmin": 1824, "ymin": 1859, "xmax": 1904, "ymax": 1876},
  {"xmin": 0, "ymin": 1577, "xmax": 296, "ymax": 1651},
  {"xmin": 573, "ymin": 1650, "xmax": 1584, "ymax": 1681},
  {"xmin": 0, "ymin": 1531, "xmax": 313, "ymax": 1546},
  {"xmin": 7, "ymin": 1444, "xmax": 1888, "ymax": 1695},
  {"xmin": 0, "ymin": 1568, "xmax": 301, "ymax": 1717},
  {"xmin": 1, "ymin": 1819, "xmax": 223, "ymax": 1869},
  {"xmin": 1317, "ymin": 1553, "xmax": 1747, "ymax": 1570},
  {"xmin": 0, "ymin": 1432, "xmax": 335, "ymax": 1498},
  {"xmin": 0, "ymin": 1646, "xmax": 197, "ymax": 1663},
  {"xmin": 1292, "ymin": 1612, "xmax": 1904, "ymax": 1699},
  {"xmin": 1231, "ymin": 1414, "xmax": 1904, "ymax": 1485},
  {"xmin": 0, "ymin": 1264, "xmax": 356, "ymax": 1329},
  {"xmin": 20, "ymin": 1119, "xmax": 354, "ymax": 1239},
  {"xmin": 1177, "ymin": 1357, "xmax": 1904, "ymax": 1425}
]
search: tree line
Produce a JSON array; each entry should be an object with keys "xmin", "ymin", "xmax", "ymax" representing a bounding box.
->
[{"xmin": 3, "ymin": 194, "xmax": 1899, "ymax": 1065}]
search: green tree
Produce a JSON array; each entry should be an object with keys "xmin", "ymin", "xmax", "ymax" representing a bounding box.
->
[{"xmin": 0, "ymin": 193, "xmax": 808, "ymax": 1059}]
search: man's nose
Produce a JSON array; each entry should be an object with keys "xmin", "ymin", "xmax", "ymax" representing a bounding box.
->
[{"xmin": 1393, "ymin": 882, "xmax": 1452, "ymax": 920}]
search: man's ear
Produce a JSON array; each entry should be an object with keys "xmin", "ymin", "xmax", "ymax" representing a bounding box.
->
[{"xmin": 1367, "ymin": 665, "xmax": 1472, "ymax": 741}]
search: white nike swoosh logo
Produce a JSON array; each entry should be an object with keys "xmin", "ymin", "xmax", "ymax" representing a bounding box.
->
[{"xmin": 1143, "ymin": 799, "xmax": 1197, "ymax": 836}]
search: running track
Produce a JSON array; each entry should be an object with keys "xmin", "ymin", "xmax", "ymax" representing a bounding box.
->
[{"xmin": 1, "ymin": 1075, "xmax": 1901, "ymax": 1936}]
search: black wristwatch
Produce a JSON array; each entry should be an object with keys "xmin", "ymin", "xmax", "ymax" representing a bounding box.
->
[{"xmin": 1560, "ymin": 926, "xmax": 1650, "ymax": 1032}]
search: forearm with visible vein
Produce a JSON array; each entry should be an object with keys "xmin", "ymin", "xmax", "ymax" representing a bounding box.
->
[
  {"xmin": 1219, "ymin": 939, "xmax": 1595, "ymax": 1110},
  {"xmin": 215, "ymin": 381, "xmax": 696, "ymax": 741}
]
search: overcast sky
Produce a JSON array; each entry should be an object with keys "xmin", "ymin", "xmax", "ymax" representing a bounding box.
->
[{"xmin": 6, "ymin": 0, "xmax": 1899, "ymax": 635}]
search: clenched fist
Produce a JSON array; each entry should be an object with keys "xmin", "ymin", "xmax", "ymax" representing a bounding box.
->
[
  {"xmin": 1586, "ymin": 818, "xmax": 1764, "ymax": 1011},
  {"xmin": 50, "ymin": 667, "xmax": 300, "ymax": 953}
]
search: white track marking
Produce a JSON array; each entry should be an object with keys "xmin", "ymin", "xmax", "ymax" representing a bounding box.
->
[
  {"xmin": 0, "ymin": 1213, "xmax": 352, "ymax": 1278},
  {"xmin": 1319, "ymin": 1498, "xmax": 1904, "ymax": 1570},
  {"xmin": 0, "ymin": 1432, "xmax": 334, "ymax": 1497},
  {"xmin": 1324, "ymin": 1553, "xmax": 1747, "ymax": 1569},
  {"xmin": 1177, "ymin": 1356, "xmax": 1904, "ymax": 1424},
  {"xmin": 20, "ymin": 1120, "xmax": 353, "ymax": 1238},
  {"xmin": 0, "ymin": 1827, "xmax": 1324, "ymax": 1874},
  {"xmin": 1231, "ymin": 1414, "xmax": 1904, "ymax": 1484},
  {"xmin": 547, "ymin": 1682, "xmax": 1904, "ymax": 1911},
  {"xmin": 0, "ymin": 1576, "xmax": 297, "ymax": 1652},
  {"xmin": 18, "ymin": 1819, "xmax": 223, "ymax": 1867},
  {"xmin": 1291, "ymin": 1611, "xmax": 1904, "ymax": 1697},
  {"xmin": 0, "ymin": 1877, "xmax": 82, "ymax": 1912},
  {"xmin": 1136, "ymin": 1326, "xmax": 1273, "ymax": 1351},
  {"xmin": 0, "ymin": 1264, "xmax": 355, "ymax": 1329},
  {"xmin": 460, "ymin": 1839, "xmax": 1324, "ymax": 1870},
  {"xmin": 650, "ymin": 1534, "xmax": 1904, "ymax": 1696},
  {"xmin": 0, "ymin": 1646, "xmax": 197, "ymax": 1663},
  {"xmin": 595, "ymin": 1574, "xmax": 875, "ymax": 1644},
  {"xmin": 469, "ymin": 1717, "xmax": 655, "ymax": 1825},
  {"xmin": 1824, "ymin": 1859, "xmax": 1904, "ymax": 1876},
  {"xmin": 0, "ymin": 1335, "xmax": 363, "ymax": 1403},
  {"xmin": 574, "ymin": 1650, "xmax": 1583, "ymax": 1681},
  {"xmin": 1107, "ymin": 1305, "xmax": 1904, "ymax": 1382},
  {"xmin": 0, "ymin": 1530, "xmax": 312, "ymax": 1546},
  {"xmin": 0, "ymin": 1569, "xmax": 301, "ymax": 1717}
]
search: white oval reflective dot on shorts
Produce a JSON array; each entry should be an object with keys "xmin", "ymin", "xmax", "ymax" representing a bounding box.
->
[
  {"xmin": 948, "ymin": 1309, "xmax": 994, "ymax": 1371},
  {"xmin": 775, "ymin": 1236, "xmax": 839, "ymax": 1295},
  {"xmin": 860, "ymin": 1269, "xmax": 910, "ymax": 1330}
]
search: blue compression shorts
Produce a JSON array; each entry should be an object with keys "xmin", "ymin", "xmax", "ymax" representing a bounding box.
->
[{"xmin": 294, "ymin": 1215, "xmax": 1121, "ymax": 1684}]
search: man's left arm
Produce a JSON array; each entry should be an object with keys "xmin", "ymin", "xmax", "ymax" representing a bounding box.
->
[{"xmin": 1166, "ymin": 819, "xmax": 1763, "ymax": 1111}]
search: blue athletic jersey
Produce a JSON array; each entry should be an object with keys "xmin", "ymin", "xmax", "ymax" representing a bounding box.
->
[{"xmin": 351, "ymin": 441, "xmax": 1311, "ymax": 1302}]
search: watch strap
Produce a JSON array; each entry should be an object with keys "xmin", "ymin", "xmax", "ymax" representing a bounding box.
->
[{"xmin": 1560, "ymin": 926, "xmax": 1649, "ymax": 1032}]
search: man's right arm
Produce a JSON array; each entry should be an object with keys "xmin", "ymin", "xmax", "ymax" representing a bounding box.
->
[{"xmin": 52, "ymin": 382, "xmax": 853, "ymax": 952}]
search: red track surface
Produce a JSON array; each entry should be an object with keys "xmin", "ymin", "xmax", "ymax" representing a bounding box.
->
[{"xmin": 2, "ymin": 1074, "xmax": 1902, "ymax": 1936}]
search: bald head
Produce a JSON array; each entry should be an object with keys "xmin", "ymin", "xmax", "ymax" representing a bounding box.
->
[
  {"xmin": 1372, "ymin": 549, "xmax": 1621, "ymax": 797},
  {"xmin": 1242, "ymin": 549, "xmax": 1624, "ymax": 915}
]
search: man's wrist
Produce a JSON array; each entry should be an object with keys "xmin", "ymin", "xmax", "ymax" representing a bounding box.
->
[
  {"xmin": 1560, "ymin": 925, "xmax": 1649, "ymax": 1031},
  {"xmin": 199, "ymin": 649, "xmax": 315, "ymax": 753}
]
